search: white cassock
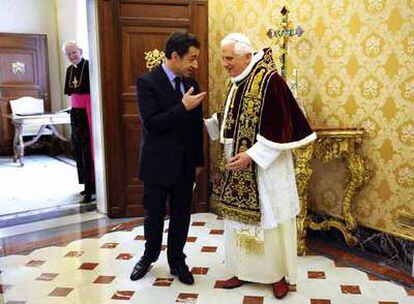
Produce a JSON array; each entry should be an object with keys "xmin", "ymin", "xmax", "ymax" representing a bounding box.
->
[{"xmin": 205, "ymin": 63, "xmax": 316, "ymax": 284}]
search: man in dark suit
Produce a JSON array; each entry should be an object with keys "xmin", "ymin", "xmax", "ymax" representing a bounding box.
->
[{"xmin": 130, "ymin": 32, "xmax": 206, "ymax": 285}]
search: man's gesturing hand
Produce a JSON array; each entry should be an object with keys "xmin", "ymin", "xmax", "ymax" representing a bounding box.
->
[
  {"xmin": 182, "ymin": 87, "xmax": 207, "ymax": 111},
  {"xmin": 226, "ymin": 152, "xmax": 252, "ymax": 171}
]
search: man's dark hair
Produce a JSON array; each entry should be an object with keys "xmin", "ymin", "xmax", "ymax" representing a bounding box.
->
[{"xmin": 165, "ymin": 32, "xmax": 200, "ymax": 59}]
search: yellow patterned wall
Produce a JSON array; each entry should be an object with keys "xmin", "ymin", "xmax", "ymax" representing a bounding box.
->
[{"xmin": 208, "ymin": 0, "xmax": 414, "ymax": 239}]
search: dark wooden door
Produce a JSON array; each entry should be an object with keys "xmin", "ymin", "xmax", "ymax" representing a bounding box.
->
[
  {"xmin": 97, "ymin": 0, "xmax": 209, "ymax": 217},
  {"xmin": 0, "ymin": 33, "xmax": 51, "ymax": 155}
]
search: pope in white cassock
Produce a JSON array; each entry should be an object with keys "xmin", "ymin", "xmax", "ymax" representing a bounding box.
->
[{"xmin": 205, "ymin": 33, "xmax": 317, "ymax": 299}]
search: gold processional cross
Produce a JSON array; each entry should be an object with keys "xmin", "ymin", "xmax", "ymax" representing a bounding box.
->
[
  {"xmin": 267, "ymin": 5, "xmax": 308, "ymax": 115},
  {"xmin": 267, "ymin": 5, "xmax": 303, "ymax": 80}
]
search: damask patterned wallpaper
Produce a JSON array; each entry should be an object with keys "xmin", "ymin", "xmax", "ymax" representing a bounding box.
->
[{"xmin": 208, "ymin": 0, "xmax": 413, "ymax": 239}]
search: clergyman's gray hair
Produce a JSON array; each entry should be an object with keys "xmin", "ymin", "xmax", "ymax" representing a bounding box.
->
[
  {"xmin": 221, "ymin": 33, "xmax": 253, "ymax": 55},
  {"xmin": 61, "ymin": 40, "xmax": 80, "ymax": 53}
]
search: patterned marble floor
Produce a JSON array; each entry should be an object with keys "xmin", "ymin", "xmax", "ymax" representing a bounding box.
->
[{"xmin": 0, "ymin": 213, "xmax": 412, "ymax": 304}]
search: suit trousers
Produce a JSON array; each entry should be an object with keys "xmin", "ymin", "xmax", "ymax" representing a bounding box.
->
[{"xmin": 142, "ymin": 161, "xmax": 194, "ymax": 268}]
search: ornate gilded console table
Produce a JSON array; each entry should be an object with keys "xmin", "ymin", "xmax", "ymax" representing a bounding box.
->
[{"xmin": 293, "ymin": 127, "xmax": 370, "ymax": 255}]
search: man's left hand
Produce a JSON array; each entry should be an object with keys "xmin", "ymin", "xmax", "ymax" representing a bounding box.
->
[{"xmin": 226, "ymin": 152, "xmax": 252, "ymax": 171}]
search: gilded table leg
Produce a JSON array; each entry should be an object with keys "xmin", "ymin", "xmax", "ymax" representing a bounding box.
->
[
  {"xmin": 341, "ymin": 153, "xmax": 370, "ymax": 245},
  {"xmin": 293, "ymin": 144, "xmax": 314, "ymax": 255}
]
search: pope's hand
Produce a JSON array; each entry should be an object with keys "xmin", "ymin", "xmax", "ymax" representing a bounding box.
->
[
  {"xmin": 226, "ymin": 152, "xmax": 252, "ymax": 171},
  {"xmin": 182, "ymin": 87, "xmax": 207, "ymax": 111}
]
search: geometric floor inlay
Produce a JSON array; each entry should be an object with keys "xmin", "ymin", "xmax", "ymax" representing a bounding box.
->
[{"xmin": 0, "ymin": 213, "xmax": 412, "ymax": 303}]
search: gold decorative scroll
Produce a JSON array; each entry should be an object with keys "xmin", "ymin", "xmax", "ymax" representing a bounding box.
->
[
  {"xmin": 11, "ymin": 61, "xmax": 26, "ymax": 75},
  {"xmin": 144, "ymin": 49, "xmax": 165, "ymax": 71}
]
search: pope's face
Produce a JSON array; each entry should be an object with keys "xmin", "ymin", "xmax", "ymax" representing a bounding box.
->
[
  {"xmin": 65, "ymin": 45, "xmax": 83, "ymax": 65},
  {"xmin": 173, "ymin": 46, "xmax": 200, "ymax": 78},
  {"xmin": 221, "ymin": 43, "xmax": 251, "ymax": 78}
]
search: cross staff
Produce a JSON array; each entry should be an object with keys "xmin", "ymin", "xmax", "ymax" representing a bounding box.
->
[{"xmin": 267, "ymin": 6, "xmax": 303, "ymax": 79}]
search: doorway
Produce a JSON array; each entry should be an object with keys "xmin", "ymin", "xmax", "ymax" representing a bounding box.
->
[
  {"xmin": 96, "ymin": 0, "xmax": 209, "ymax": 217},
  {"xmin": 0, "ymin": 0, "xmax": 106, "ymax": 226}
]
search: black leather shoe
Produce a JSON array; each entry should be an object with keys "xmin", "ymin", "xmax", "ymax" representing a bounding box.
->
[
  {"xmin": 170, "ymin": 264, "xmax": 194, "ymax": 285},
  {"xmin": 81, "ymin": 193, "xmax": 96, "ymax": 204},
  {"xmin": 130, "ymin": 258, "xmax": 152, "ymax": 281},
  {"xmin": 81, "ymin": 194, "xmax": 92, "ymax": 204}
]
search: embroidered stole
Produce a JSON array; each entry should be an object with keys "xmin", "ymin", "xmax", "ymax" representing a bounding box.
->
[{"xmin": 212, "ymin": 51, "xmax": 276, "ymax": 225}]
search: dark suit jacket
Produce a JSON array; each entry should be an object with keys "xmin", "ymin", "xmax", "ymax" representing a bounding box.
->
[{"xmin": 136, "ymin": 66, "xmax": 204, "ymax": 186}]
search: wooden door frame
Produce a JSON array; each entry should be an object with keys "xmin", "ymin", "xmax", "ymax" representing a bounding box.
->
[
  {"xmin": 96, "ymin": 0, "xmax": 209, "ymax": 217},
  {"xmin": 97, "ymin": 0, "xmax": 126, "ymax": 217}
]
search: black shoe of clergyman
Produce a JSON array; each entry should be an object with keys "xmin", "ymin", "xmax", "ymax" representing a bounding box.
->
[
  {"xmin": 170, "ymin": 264, "xmax": 194, "ymax": 285},
  {"xmin": 82, "ymin": 195, "xmax": 92, "ymax": 203},
  {"xmin": 130, "ymin": 258, "xmax": 152, "ymax": 281}
]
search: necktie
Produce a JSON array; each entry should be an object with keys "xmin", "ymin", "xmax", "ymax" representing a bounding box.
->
[{"xmin": 174, "ymin": 76, "xmax": 183, "ymax": 97}]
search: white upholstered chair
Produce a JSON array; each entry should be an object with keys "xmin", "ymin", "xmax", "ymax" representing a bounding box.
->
[{"xmin": 9, "ymin": 96, "xmax": 52, "ymax": 137}]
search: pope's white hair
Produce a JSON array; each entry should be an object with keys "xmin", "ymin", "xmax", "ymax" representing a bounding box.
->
[
  {"xmin": 61, "ymin": 40, "xmax": 80, "ymax": 53},
  {"xmin": 221, "ymin": 33, "xmax": 253, "ymax": 55}
]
